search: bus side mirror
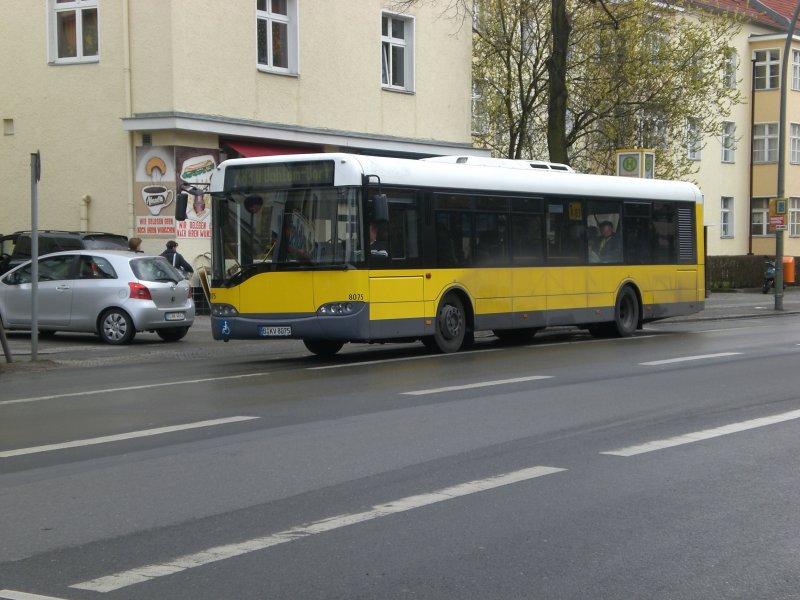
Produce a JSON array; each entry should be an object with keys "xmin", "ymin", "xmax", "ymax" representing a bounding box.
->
[
  {"xmin": 175, "ymin": 192, "xmax": 188, "ymax": 221},
  {"xmin": 372, "ymin": 193, "xmax": 389, "ymax": 223}
]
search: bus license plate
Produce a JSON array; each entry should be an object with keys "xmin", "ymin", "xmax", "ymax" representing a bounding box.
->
[
  {"xmin": 260, "ymin": 326, "xmax": 292, "ymax": 337},
  {"xmin": 165, "ymin": 312, "xmax": 185, "ymax": 321}
]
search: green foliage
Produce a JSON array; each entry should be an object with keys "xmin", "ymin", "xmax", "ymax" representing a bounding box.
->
[{"xmin": 472, "ymin": 0, "xmax": 744, "ymax": 178}]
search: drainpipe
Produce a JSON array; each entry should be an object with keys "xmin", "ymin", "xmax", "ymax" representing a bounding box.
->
[
  {"xmin": 123, "ymin": 0, "xmax": 135, "ymax": 238},
  {"xmin": 80, "ymin": 195, "xmax": 91, "ymax": 232}
]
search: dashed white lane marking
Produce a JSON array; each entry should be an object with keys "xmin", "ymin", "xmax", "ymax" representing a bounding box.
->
[
  {"xmin": 601, "ymin": 408, "xmax": 800, "ymax": 457},
  {"xmin": 0, "ymin": 416, "xmax": 259, "ymax": 458},
  {"xmin": 71, "ymin": 465, "xmax": 566, "ymax": 593},
  {"xmin": 0, "ymin": 590, "xmax": 70, "ymax": 600},
  {"xmin": 0, "ymin": 373, "xmax": 268, "ymax": 407},
  {"xmin": 402, "ymin": 375, "xmax": 553, "ymax": 396},
  {"xmin": 638, "ymin": 352, "xmax": 741, "ymax": 366}
]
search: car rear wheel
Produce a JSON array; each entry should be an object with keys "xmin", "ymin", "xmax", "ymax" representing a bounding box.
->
[
  {"xmin": 157, "ymin": 326, "xmax": 189, "ymax": 342},
  {"xmin": 99, "ymin": 309, "xmax": 135, "ymax": 345}
]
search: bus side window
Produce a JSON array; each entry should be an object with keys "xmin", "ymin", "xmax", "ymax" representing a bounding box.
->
[
  {"xmin": 387, "ymin": 197, "xmax": 420, "ymax": 262},
  {"xmin": 511, "ymin": 214, "xmax": 544, "ymax": 265},
  {"xmin": 475, "ymin": 213, "xmax": 507, "ymax": 266},
  {"xmin": 435, "ymin": 211, "xmax": 470, "ymax": 267},
  {"xmin": 547, "ymin": 200, "xmax": 583, "ymax": 263},
  {"xmin": 622, "ymin": 203, "xmax": 652, "ymax": 264}
]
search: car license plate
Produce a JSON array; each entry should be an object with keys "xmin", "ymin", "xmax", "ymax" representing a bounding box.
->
[
  {"xmin": 260, "ymin": 326, "xmax": 291, "ymax": 337},
  {"xmin": 165, "ymin": 312, "xmax": 185, "ymax": 321}
]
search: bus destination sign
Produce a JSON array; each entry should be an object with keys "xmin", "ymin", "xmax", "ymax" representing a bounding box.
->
[{"xmin": 226, "ymin": 160, "xmax": 335, "ymax": 191}]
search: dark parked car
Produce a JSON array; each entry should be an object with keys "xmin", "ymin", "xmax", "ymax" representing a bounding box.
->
[{"xmin": 0, "ymin": 230, "xmax": 129, "ymax": 275}]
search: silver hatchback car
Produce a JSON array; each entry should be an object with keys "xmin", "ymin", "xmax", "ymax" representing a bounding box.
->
[{"xmin": 0, "ymin": 250, "xmax": 195, "ymax": 344}]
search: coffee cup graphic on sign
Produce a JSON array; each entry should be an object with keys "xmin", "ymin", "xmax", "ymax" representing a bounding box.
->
[{"xmin": 141, "ymin": 185, "xmax": 174, "ymax": 215}]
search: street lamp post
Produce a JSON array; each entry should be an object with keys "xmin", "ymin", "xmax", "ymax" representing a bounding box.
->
[{"xmin": 775, "ymin": 0, "xmax": 800, "ymax": 310}]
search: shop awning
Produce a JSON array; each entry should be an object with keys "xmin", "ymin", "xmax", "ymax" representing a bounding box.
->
[{"xmin": 226, "ymin": 141, "xmax": 315, "ymax": 158}]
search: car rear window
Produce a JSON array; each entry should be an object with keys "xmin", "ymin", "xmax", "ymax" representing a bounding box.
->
[
  {"xmin": 83, "ymin": 236, "xmax": 129, "ymax": 250},
  {"xmin": 130, "ymin": 256, "xmax": 183, "ymax": 283}
]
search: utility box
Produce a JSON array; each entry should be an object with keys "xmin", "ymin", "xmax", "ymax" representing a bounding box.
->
[{"xmin": 783, "ymin": 256, "xmax": 796, "ymax": 284}]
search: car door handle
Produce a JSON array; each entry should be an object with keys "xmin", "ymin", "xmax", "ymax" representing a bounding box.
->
[{"xmin": 56, "ymin": 284, "xmax": 71, "ymax": 291}]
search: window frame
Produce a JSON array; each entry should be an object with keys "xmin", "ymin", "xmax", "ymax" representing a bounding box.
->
[
  {"xmin": 686, "ymin": 119, "xmax": 702, "ymax": 161},
  {"xmin": 720, "ymin": 196, "xmax": 733, "ymax": 238},
  {"xmin": 751, "ymin": 197, "xmax": 771, "ymax": 236},
  {"xmin": 790, "ymin": 197, "xmax": 800, "ymax": 237},
  {"xmin": 721, "ymin": 121, "xmax": 735, "ymax": 163},
  {"xmin": 793, "ymin": 49, "xmax": 800, "ymax": 91},
  {"xmin": 723, "ymin": 48, "xmax": 738, "ymax": 89},
  {"xmin": 256, "ymin": 0, "xmax": 299, "ymax": 75},
  {"xmin": 47, "ymin": 0, "xmax": 100, "ymax": 65},
  {"xmin": 791, "ymin": 123, "xmax": 800, "ymax": 165},
  {"xmin": 754, "ymin": 49, "xmax": 780, "ymax": 90},
  {"xmin": 753, "ymin": 123, "xmax": 779, "ymax": 163},
  {"xmin": 381, "ymin": 12, "xmax": 415, "ymax": 93}
]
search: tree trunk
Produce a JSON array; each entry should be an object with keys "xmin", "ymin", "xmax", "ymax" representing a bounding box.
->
[{"xmin": 547, "ymin": 0, "xmax": 570, "ymax": 164}]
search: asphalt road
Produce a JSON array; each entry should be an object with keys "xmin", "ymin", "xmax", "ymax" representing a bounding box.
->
[{"xmin": 1, "ymin": 291, "xmax": 800, "ymax": 598}]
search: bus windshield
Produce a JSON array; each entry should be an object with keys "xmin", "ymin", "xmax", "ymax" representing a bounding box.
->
[{"xmin": 211, "ymin": 186, "xmax": 364, "ymax": 283}]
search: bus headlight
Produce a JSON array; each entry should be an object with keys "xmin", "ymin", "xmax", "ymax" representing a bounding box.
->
[
  {"xmin": 318, "ymin": 302, "xmax": 356, "ymax": 315},
  {"xmin": 211, "ymin": 303, "xmax": 239, "ymax": 317}
]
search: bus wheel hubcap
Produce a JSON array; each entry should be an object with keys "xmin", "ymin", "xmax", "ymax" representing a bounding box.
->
[{"xmin": 441, "ymin": 305, "xmax": 462, "ymax": 340}]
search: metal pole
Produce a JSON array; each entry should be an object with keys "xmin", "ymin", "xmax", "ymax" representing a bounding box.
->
[
  {"xmin": 31, "ymin": 151, "xmax": 40, "ymax": 361},
  {"xmin": 775, "ymin": 0, "xmax": 800, "ymax": 310}
]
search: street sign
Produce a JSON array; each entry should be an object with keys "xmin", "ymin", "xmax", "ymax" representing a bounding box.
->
[{"xmin": 770, "ymin": 215, "xmax": 785, "ymax": 227}]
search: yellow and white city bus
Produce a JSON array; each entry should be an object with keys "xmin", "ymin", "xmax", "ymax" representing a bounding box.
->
[{"xmin": 198, "ymin": 153, "xmax": 703, "ymax": 356}]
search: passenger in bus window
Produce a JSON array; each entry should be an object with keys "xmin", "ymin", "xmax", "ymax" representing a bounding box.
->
[
  {"xmin": 282, "ymin": 221, "xmax": 311, "ymax": 261},
  {"xmin": 369, "ymin": 222, "xmax": 389, "ymax": 258},
  {"xmin": 596, "ymin": 220, "xmax": 622, "ymax": 262}
]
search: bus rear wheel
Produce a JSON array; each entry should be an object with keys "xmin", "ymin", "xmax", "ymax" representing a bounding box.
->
[
  {"xmin": 589, "ymin": 286, "xmax": 639, "ymax": 338},
  {"xmin": 303, "ymin": 339, "xmax": 344, "ymax": 356},
  {"xmin": 427, "ymin": 294, "xmax": 466, "ymax": 353},
  {"xmin": 613, "ymin": 286, "xmax": 639, "ymax": 337}
]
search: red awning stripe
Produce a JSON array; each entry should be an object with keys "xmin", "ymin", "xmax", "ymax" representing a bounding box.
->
[{"xmin": 226, "ymin": 141, "xmax": 315, "ymax": 158}]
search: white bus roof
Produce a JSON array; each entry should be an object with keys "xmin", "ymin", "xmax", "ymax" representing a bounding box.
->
[
  {"xmin": 210, "ymin": 153, "xmax": 702, "ymax": 204},
  {"xmin": 422, "ymin": 155, "xmax": 575, "ymax": 173}
]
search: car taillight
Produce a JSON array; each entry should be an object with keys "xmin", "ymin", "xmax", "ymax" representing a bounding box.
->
[{"xmin": 128, "ymin": 282, "xmax": 152, "ymax": 300}]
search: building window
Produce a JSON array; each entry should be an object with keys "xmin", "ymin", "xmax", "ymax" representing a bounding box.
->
[
  {"xmin": 790, "ymin": 198, "xmax": 800, "ymax": 237},
  {"xmin": 721, "ymin": 121, "xmax": 735, "ymax": 163},
  {"xmin": 257, "ymin": 0, "xmax": 298, "ymax": 74},
  {"xmin": 793, "ymin": 49, "xmax": 800, "ymax": 90},
  {"xmin": 723, "ymin": 48, "xmax": 738, "ymax": 89},
  {"xmin": 792, "ymin": 123, "xmax": 800, "ymax": 164},
  {"xmin": 686, "ymin": 120, "xmax": 701, "ymax": 160},
  {"xmin": 48, "ymin": 0, "xmax": 99, "ymax": 64},
  {"xmin": 751, "ymin": 197, "xmax": 770, "ymax": 236},
  {"xmin": 382, "ymin": 13, "xmax": 415, "ymax": 92},
  {"xmin": 720, "ymin": 197, "xmax": 733, "ymax": 238},
  {"xmin": 753, "ymin": 123, "xmax": 779, "ymax": 163},
  {"xmin": 754, "ymin": 49, "xmax": 780, "ymax": 90}
]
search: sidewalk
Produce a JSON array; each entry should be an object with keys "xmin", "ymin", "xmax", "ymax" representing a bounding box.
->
[{"xmin": 677, "ymin": 287, "xmax": 800, "ymax": 321}]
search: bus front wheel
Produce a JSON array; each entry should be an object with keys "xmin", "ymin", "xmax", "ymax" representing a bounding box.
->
[
  {"xmin": 303, "ymin": 339, "xmax": 344, "ymax": 356},
  {"xmin": 428, "ymin": 294, "xmax": 466, "ymax": 353}
]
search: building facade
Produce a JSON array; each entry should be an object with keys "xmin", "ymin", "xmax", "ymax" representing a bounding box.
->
[
  {"xmin": 1, "ymin": 0, "xmax": 483, "ymax": 265},
  {"xmin": 693, "ymin": 0, "xmax": 800, "ymax": 260}
]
